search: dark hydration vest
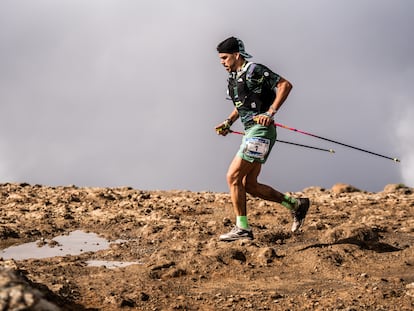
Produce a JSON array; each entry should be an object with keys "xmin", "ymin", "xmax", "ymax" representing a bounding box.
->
[{"xmin": 227, "ymin": 62, "xmax": 277, "ymax": 128}]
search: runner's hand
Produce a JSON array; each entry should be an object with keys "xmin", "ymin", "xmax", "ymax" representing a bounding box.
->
[
  {"xmin": 215, "ymin": 119, "xmax": 232, "ymax": 136},
  {"xmin": 254, "ymin": 113, "xmax": 274, "ymax": 126}
]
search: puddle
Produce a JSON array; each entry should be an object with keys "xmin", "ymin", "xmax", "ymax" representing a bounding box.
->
[
  {"xmin": 0, "ymin": 230, "xmax": 117, "ymax": 260},
  {"xmin": 86, "ymin": 260, "xmax": 142, "ymax": 269}
]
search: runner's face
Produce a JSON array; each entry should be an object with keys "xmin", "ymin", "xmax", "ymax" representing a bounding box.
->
[{"xmin": 219, "ymin": 53, "xmax": 238, "ymax": 72}]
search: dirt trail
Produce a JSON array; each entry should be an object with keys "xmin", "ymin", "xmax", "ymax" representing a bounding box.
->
[{"xmin": 0, "ymin": 182, "xmax": 413, "ymax": 310}]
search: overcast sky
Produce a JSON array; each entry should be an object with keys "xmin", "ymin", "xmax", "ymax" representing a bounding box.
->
[{"xmin": 1, "ymin": 0, "xmax": 413, "ymax": 193}]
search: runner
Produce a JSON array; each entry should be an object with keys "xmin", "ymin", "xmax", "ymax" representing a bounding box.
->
[{"xmin": 215, "ymin": 36, "xmax": 310, "ymax": 241}]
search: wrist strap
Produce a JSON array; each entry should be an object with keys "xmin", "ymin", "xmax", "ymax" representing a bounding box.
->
[{"xmin": 224, "ymin": 118, "xmax": 233, "ymax": 127}]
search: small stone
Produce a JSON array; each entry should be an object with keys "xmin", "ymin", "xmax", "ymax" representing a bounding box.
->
[
  {"xmin": 406, "ymin": 282, "xmax": 414, "ymax": 289},
  {"xmin": 140, "ymin": 292, "xmax": 150, "ymax": 301}
]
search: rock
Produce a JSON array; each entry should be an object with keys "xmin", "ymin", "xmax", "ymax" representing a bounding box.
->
[
  {"xmin": 383, "ymin": 183, "xmax": 412, "ymax": 194},
  {"xmin": 302, "ymin": 186, "xmax": 325, "ymax": 193},
  {"xmin": 406, "ymin": 282, "xmax": 414, "ymax": 297},
  {"xmin": 140, "ymin": 292, "xmax": 150, "ymax": 301},
  {"xmin": 257, "ymin": 247, "xmax": 278, "ymax": 264},
  {"xmin": 229, "ymin": 249, "xmax": 247, "ymax": 262},
  {"xmin": 331, "ymin": 183, "xmax": 361, "ymax": 194},
  {"xmin": 0, "ymin": 266, "xmax": 61, "ymax": 311},
  {"xmin": 162, "ymin": 268, "xmax": 187, "ymax": 279},
  {"xmin": 321, "ymin": 224, "xmax": 379, "ymax": 245}
]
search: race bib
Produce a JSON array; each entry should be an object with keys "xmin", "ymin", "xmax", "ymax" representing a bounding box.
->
[{"xmin": 243, "ymin": 137, "xmax": 270, "ymax": 160}]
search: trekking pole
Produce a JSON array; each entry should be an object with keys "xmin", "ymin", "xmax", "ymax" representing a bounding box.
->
[
  {"xmin": 274, "ymin": 122, "xmax": 400, "ymax": 163},
  {"xmin": 229, "ymin": 130, "xmax": 335, "ymax": 153}
]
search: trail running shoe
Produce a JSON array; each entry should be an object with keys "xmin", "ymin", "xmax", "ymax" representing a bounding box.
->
[
  {"xmin": 219, "ymin": 226, "xmax": 254, "ymax": 242},
  {"xmin": 291, "ymin": 198, "xmax": 310, "ymax": 233}
]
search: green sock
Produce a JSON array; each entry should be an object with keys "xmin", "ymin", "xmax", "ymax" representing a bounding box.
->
[
  {"xmin": 236, "ymin": 216, "xmax": 249, "ymax": 229},
  {"xmin": 281, "ymin": 195, "xmax": 298, "ymax": 211}
]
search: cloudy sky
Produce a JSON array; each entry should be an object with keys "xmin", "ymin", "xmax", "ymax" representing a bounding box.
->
[{"xmin": 1, "ymin": 0, "xmax": 413, "ymax": 193}]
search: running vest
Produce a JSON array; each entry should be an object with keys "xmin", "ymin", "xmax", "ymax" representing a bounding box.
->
[{"xmin": 227, "ymin": 62, "xmax": 280, "ymax": 128}]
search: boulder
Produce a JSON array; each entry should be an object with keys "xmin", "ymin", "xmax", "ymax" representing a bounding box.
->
[{"xmin": 331, "ymin": 183, "xmax": 360, "ymax": 194}]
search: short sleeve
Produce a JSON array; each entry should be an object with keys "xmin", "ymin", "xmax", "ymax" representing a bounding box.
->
[{"xmin": 251, "ymin": 64, "xmax": 280, "ymax": 90}]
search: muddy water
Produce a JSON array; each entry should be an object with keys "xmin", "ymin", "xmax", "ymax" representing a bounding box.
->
[
  {"xmin": 85, "ymin": 260, "xmax": 142, "ymax": 268},
  {"xmin": 1, "ymin": 230, "xmax": 113, "ymax": 260}
]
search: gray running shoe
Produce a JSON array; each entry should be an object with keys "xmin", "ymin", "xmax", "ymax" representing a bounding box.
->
[
  {"xmin": 291, "ymin": 198, "xmax": 310, "ymax": 233},
  {"xmin": 219, "ymin": 226, "xmax": 254, "ymax": 242}
]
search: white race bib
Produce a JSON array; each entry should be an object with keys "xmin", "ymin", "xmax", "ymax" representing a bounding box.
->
[{"xmin": 243, "ymin": 137, "xmax": 270, "ymax": 159}]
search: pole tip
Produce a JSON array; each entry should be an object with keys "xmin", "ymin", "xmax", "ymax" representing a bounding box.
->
[
  {"xmin": 393, "ymin": 158, "xmax": 401, "ymax": 163},
  {"xmin": 329, "ymin": 149, "xmax": 335, "ymax": 154}
]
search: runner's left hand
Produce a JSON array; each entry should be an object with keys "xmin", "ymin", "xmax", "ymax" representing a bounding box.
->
[{"xmin": 254, "ymin": 113, "xmax": 273, "ymax": 126}]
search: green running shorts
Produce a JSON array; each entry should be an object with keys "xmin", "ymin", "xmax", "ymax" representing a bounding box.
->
[{"xmin": 237, "ymin": 123, "xmax": 277, "ymax": 163}]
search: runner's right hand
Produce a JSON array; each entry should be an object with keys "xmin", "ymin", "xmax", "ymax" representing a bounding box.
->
[{"xmin": 215, "ymin": 120, "xmax": 232, "ymax": 136}]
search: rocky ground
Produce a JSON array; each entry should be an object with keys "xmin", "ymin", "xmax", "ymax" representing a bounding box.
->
[{"xmin": 0, "ymin": 182, "xmax": 413, "ymax": 310}]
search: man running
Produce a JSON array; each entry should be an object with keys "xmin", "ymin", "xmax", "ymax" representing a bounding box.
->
[{"xmin": 215, "ymin": 36, "xmax": 310, "ymax": 242}]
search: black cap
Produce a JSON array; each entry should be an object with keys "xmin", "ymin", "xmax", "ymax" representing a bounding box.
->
[{"xmin": 216, "ymin": 36, "xmax": 252, "ymax": 59}]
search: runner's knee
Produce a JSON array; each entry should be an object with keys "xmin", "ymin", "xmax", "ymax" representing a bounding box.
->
[{"xmin": 226, "ymin": 170, "xmax": 242, "ymax": 187}]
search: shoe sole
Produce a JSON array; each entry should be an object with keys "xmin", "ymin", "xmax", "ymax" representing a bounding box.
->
[{"xmin": 219, "ymin": 235, "xmax": 254, "ymax": 242}]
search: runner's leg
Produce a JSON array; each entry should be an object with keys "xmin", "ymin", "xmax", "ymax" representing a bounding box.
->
[
  {"xmin": 244, "ymin": 164, "xmax": 285, "ymax": 203},
  {"xmin": 226, "ymin": 155, "xmax": 257, "ymax": 218},
  {"xmin": 243, "ymin": 162, "xmax": 299, "ymax": 210}
]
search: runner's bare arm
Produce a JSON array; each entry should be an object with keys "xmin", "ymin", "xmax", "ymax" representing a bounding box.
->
[
  {"xmin": 269, "ymin": 77, "xmax": 292, "ymax": 115},
  {"xmin": 256, "ymin": 77, "xmax": 293, "ymax": 126},
  {"xmin": 215, "ymin": 108, "xmax": 239, "ymax": 136}
]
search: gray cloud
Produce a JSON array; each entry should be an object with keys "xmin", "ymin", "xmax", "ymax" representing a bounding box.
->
[{"xmin": 0, "ymin": 0, "xmax": 413, "ymax": 192}]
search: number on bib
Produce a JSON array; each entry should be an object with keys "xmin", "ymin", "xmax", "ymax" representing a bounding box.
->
[{"xmin": 243, "ymin": 137, "xmax": 270, "ymax": 160}]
